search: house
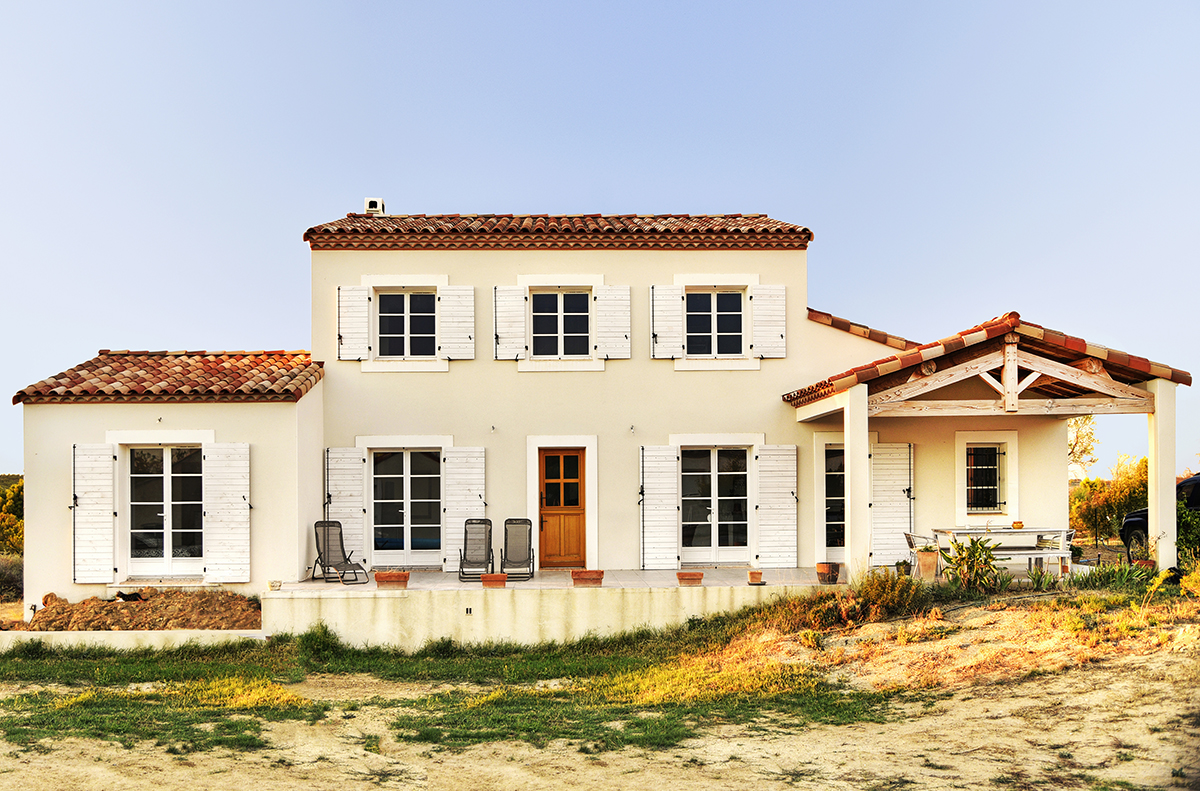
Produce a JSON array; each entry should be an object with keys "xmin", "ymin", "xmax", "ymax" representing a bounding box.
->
[{"xmin": 13, "ymin": 202, "xmax": 1190, "ymax": 614}]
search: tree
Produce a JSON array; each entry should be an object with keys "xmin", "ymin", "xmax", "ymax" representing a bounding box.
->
[
  {"xmin": 0, "ymin": 479, "xmax": 23, "ymax": 556},
  {"xmin": 1070, "ymin": 455, "xmax": 1147, "ymax": 544},
  {"xmin": 1067, "ymin": 415, "xmax": 1098, "ymax": 478}
]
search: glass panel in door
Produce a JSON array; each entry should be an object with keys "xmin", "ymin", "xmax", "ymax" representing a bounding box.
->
[
  {"xmin": 681, "ymin": 448, "xmax": 749, "ymax": 564},
  {"xmin": 372, "ymin": 450, "xmax": 441, "ymax": 566}
]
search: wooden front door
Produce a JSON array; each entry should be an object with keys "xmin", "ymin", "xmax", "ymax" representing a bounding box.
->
[{"xmin": 539, "ymin": 448, "xmax": 585, "ymax": 567}]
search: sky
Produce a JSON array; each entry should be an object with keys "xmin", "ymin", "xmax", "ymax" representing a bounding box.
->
[{"xmin": 0, "ymin": 0, "xmax": 1196, "ymax": 478}]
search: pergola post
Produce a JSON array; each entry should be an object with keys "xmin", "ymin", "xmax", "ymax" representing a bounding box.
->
[
  {"xmin": 844, "ymin": 383, "xmax": 871, "ymax": 579},
  {"xmin": 1146, "ymin": 379, "xmax": 1177, "ymax": 569}
]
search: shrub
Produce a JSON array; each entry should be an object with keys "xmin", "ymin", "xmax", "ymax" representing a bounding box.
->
[
  {"xmin": 940, "ymin": 537, "xmax": 1005, "ymax": 594},
  {"xmin": 0, "ymin": 554, "xmax": 21, "ymax": 602},
  {"xmin": 1178, "ymin": 498, "xmax": 1200, "ymax": 556},
  {"xmin": 853, "ymin": 569, "xmax": 929, "ymax": 620}
]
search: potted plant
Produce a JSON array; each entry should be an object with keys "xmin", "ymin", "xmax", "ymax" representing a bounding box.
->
[
  {"xmin": 916, "ymin": 545, "xmax": 939, "ymax": 580},
  {"xmin": 815, "ymin": 561, "xmax": 839, "ymax": 585},
  {"xmin": 894, "ymin": 559, "xmax": 912, "ymax": 576},
  {"xmin": 571, "ymin": 569, "xmax": 604, "ymax": 588},
  {"xmin": 748, "ymin": 569, "xmax": 763, "ymax": 585},
  {"xmin": 676, "ymin": 571, "xmax": 704, "ymax": 587}
]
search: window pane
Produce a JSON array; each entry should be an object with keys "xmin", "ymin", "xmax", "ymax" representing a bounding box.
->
[
  {"xmin": 411, "ymin": 451, "xmax": 440, "ymax": 474},
  {"xmin": 825, "ymin": 473, "xmax": 844, "ymax": 498},
  {"xmin": 563, "ymin": 314, "xmax": 588, "ymax": 334},
  {"xmin": 375, "ymin": 526, "xmax": 404, "ymax": 550},
  {"xmin": 375, "ymin": 502, "xmax": 404, "ymax": 525},
  {"xmin": 544, "ymin": 455, "xmax": 560, "ymax": 479},
  {"xmin": 544, "ymin": 483, "xmax": 561, "ymax": 507},
  {"xmin": 131, "ymin": 477, "xmax": 162, "ymax": 503},
  {"xmin": 373, "ymin": 478, "xmax": 403, "ymax": 501},
  {"xmin": 686, "ymin": 335, "xmax": 712, "ymax": 355},
  {"xmin": 563, "ymin": 293, "xmax": 589, "ymax": 313},
  {"xmin": 172, "ymin": 476, "xmax": 202, "ymax": 502},
  {"xmin": 131, "ymin": 448, "xmax": 163, "ymax": 475},
  {"xmin": 410, "ymin": 476, "xmax": 440, "ymax": 501},
  {"xmin": 378, "ymin": 294, "xmax": 405, "ymax": 314},
  {"xmin": 563, "ymin": 455, "xmax": 579, "ymax": 479},
  {"xmin": 379, "ymin": 315, "xmax": 406, "ymax": 334},
  {"xmin": 379, "ymin": 337, "xmax": 405, "ymax": 356},
  {"xmin": 717, "ymin": 335, "xmax": 742, "ymax": 355},
  {"xmin": 825, "ymin": 500, "xmax": 845, "ymax": 523},
  {"xmin": 681, "ymin": 450, "xmax": 710, "ymax": 472},
  {"xmin": 717, "ymin": 313, "xmax": 742, "ymax": 333},
  {"xmin": 410, "ymin": 293, "xmax": 435, "ymax": 313},
  {"xmin": 686, "ymin": 314, "xmax": 711, "ymax": 334},
  {"xmin": 410, "ymin": 502, "xmax": 440, "ymax": 525},
  {"xmin": 532, "ymin": 336, "xmax": 558, "ymax": 356},
  {"xmin": 172, "ymin": 531, "xmax": 203, "ymax": 558},
  {"xmin": 131, "ymin": 505, "xmax": 163, "ymax": 531},
  {"xmin": 564, "ymin": 481, "xmax": 580, "ymax": 507},
  {"xmin": 826, "ymin": 523, "xmax": 845, "ymax": 548},
  {"xmin": 374, "ymin": 452, "xmax": 404, "ymax": 476},
  {"xmin": 716, "ymin": 292, "xmax": 741, "ymax": 312},
  {"xmin": 717, "ymin": 474, "xmax": 746, "ymax": 497},
  {"xmin": 825, "ymin": 449, "xmax": 844, "ymax": 473},
  {"xmin": 686, "ymin": 293, "xmax": 710, "ymax": 312},
  {"xmin": 717, "ymin": 450, "xmax": 746, "ymax": 472},
  {"xmin": 532, "ymin": 314, "xmax": 558, "ymax": 335},
  {"xmin": 682, "ymin": 500, "xmax": 711, "ymax": 523},
  {"xmin": 682, "ymin": 475, "xmax": 711, "ymax": 498},
  {"xmin": 718, "ymin": 500, "xmax": 747, "ymax": 522},
  {"xmin": 131, "ymin": 531, "xmax": 164, "ymax": 558},
  {"xmin": 682, "ymin": 524, "xmax": 711, "ymax": 548},
  {"xmin": 563, "ymin": 336, "xmax": 589, "ymax": 356},
  {"xmin": 532, "ymin": 293, "xmax": 558, "ymax": 313},
  {"xmin": 172, "ymin": 447, "xmax": 202, "ymax": 474},
  {"xmin": 411, "ymin": 526, "xmax": 440, "ymax": 550},
  {"xmin": 719, "ymin": 523, "xmax": 748, "ymax": 547},
  {"xmin": 409, "ymin": 337, "xmax": 436, "ymax": 356},
  {"xmin": 171, "ymin": 502, "xmax": 202, "ymax": 533},
  {"xmin": 409, "ymin": 315, "xmax": 435, "ymax": 335}
]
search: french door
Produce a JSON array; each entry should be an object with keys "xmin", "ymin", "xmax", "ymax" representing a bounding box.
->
[
  {"xmin": 371, "ymin": 450, "xmax": 442, "ymax": 566},
  {"xmin": 128, "ymin": 447, "xmax": 204, "ymax": 576},
  {"xmin": 680, "ymin": 448, "xmax": 750, "ymax": 564},
  {"xmin": 824, "ymin": 446, "xmax": 846, "ymax": 563}
]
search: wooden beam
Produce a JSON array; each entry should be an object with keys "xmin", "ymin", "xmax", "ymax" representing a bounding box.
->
[
  {"xmin": 1003, "ymin": 333, "xmax": 1019, "ymax": 412},
  {"xmin": 869, "ymin": 350, "xmax": 1004, "ymax": 407},
  {"xmin": 1017, "ymin": 370, "xmax": 1042, "ymax": 393},
  {"xmin": 1071, "ymin": 357, "xmax": 1112, "ymax": 378},
  {"xmin": 1014, "ymin": 350, "xmax": 1152, "ymax": 400},
  {"xmin": 870, "ymin": 397, "xmax": 1155, "ymax": 418},
  {"xmin": 977, "ymin": 371, "xmax": 1004, "ymax": 395}
]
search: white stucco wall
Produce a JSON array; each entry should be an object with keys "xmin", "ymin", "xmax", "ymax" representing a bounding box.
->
[
  {"xmin": 310, "ymin": 247, "xmax": 896, "ymax": 571},
  {"xmin": 21, "ymin": 383, "xmax": 325, "ymax": 612}
]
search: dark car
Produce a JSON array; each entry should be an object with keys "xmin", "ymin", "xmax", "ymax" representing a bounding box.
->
[{"xmin": 1120, "ymin": 474, "xmax": 1200, "ymax": 561}]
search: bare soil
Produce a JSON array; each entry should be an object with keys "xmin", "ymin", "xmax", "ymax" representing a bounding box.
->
[
  {"xmin": 0, "ymin": 598, "xmax": 1196, "ymax": 790},
  {"xmin": 1, "ymin": 589, "xmax": 261, "ymax": 631}
]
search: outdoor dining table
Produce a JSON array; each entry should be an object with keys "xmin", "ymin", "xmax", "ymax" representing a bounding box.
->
[{"xmin": 931, "ymin": 526, "xmax": 1074, "ymax": 576}]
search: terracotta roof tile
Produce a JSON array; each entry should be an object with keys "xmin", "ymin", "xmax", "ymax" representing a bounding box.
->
[
  {"xmin": 806, "ymin": 309, "xmax": 919, "ymax": 351},
  {"xmin": 13, "ymin": 351, "xmax": 323, "ymax": 405},
  {"xmin": 782, "ymin": 312, "xmax": 1191, "ymax": 408},
  {"xmin": 303, "ymin": 213, "xmax": 813, "ymax": 251}
]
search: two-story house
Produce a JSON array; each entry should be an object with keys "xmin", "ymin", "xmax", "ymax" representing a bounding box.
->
[{"xmin": 14, "ymin": 202, "xmax": 1188, "ymax": 613}]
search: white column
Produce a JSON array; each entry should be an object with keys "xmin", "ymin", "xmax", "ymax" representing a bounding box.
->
[
  {"xmin": 844, "ymin": 383, "xmax": 871, "ymax": 579},
  {"xmin": 1147, "ymin": 379, "xmax": 1177, "ymax": 569}
]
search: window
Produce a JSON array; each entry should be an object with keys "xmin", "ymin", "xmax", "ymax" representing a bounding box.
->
[
  {"xmin": 824, "ymin": 447, "xmax": 846, "ymax": 549},
  {"xmin": 372, "ymin": 449, "xmax": 442, "ymax": 562},
  {"xmin": 377, "ymin": 292, "xmax": 436, "ymax": 358},
  {"xmin": 965, "ymin": 445, "xmax": 1002, "ymax": 513},
  {"xmin": 680, "ymin": 448, "xmax": 749, "ymax": 563},
  {"xmin": 129, "ymin": 446, "xmax": 204, "ymax": 574},
  {"xmin": 685, "ymin": 290, "xmax": 743, "ymax": 357},
  {"xmin": 531, "ymin": 291, "xmax": 590, "ymax": 358}
]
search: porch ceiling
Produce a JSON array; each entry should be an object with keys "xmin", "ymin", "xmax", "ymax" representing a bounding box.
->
[{"xmin": 783, "ymin": 311, "xmax": 1191, "ymax": 415}]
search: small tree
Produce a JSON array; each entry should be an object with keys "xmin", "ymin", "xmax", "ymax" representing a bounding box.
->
[
  {"xmin": 0, "ymin": 479, "xmax": 23, "ymax": 556},
  {"xmin": 1067, "ymin": 415, "xmax": 1098, "ymax": 478},
  {"xmin": 1070, "ymin": 455, "xmax": 1148, "ymax": 545}
]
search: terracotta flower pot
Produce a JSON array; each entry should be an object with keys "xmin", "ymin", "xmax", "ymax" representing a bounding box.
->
[
  {"xmin": 916, "ymin": 552, "xmax": 939, "ymax": 580},
  {"xmin": 481, "ymin": 573, "xmax": 508, "ymax": 588},
  {"xmin": 748, "ymin": 569, "xmax": 763, "ymax": 585},
  {"xmin": 571, "ymin": 569, "xmax": 604, "ymax": 588},
  {"xmin": 677, "ymin": 571, "xmax": 704, "ymax": 587},
  {"xmin": 375, "ymin": 571, "xmax": 409, "ymax": 590},
  {"xmin": 815, "ymin": 562, "xmax": 840, "ymax": 585}
]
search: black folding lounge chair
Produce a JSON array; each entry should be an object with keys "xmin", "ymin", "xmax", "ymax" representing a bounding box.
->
[
  {"xmin": 500, "ymin": 518, "xmax": 535, "ymax": 581},
  {"xmin": 312, "ymin": 520, "xmax": 369, "ymax": 584},
  {"xmin": 458, "ymin": 518, "xmax": 494, "ymax": 581}
]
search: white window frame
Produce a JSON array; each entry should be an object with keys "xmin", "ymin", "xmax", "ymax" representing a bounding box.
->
[
  {"xmin": 672, "ymin": 274, "xmax": 761, "ymax": 371},
  {"xmin": 955, "ymin": 430, "xmax": 1019, "ymax": 526},
  {"xmin": 670, "ymin": 433, "xmax": 763, "ymax": 565},
  {"xmin": 529, "ymin": 287, "xmax": 594, "ymax": 361},
  {"xmin": 125, "ymin": 444, "xmax": 205, "ymax": 577},
  {"xmin": 362, "ymin": 275, "xmax": 452, "ymax": 372},
  {"xmin": 357, "ymin": 435, "xmax": 454, "ymax": 568},
  {"xmin": 517, "ymin": 275, "xmax": 606, "ymax": 372},
  {"xmin": 375, "ymin": 290, "xmax": 439, "ymax": 361}
]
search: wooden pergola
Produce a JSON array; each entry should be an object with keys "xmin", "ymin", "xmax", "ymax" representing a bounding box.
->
[{"xmin": 784, "ymin": 312, "xmax": 1190, "ymax": 578}]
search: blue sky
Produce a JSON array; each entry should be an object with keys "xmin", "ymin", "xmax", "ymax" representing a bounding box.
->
[{"xmin": 1, "ymin": 1, "xmax": 1196, "ymax": 477}]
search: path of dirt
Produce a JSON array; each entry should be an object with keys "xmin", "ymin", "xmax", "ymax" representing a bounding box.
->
[{"xmin": 0, "ymin": 601, "xmax": 1195, "ymax": 790}]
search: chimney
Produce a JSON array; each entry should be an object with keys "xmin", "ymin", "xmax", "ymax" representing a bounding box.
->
[{"xmin": 364, "ymin": 198, "xmax": 385, "ymax": 216}]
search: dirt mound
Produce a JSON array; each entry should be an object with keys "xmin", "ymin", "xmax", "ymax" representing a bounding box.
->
[{"xmin": 9, "ymin": 588, "xmax": 261, "ymax": 631}]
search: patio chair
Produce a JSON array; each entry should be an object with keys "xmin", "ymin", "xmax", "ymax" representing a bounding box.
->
[
  {"xmin": 311, "ymin": 520, "xmax": 369, "ymax": 584},
  {"xmin": 500, "ymin": 518, "xmax": 535, "ymax": 581},
  {"xmin": 903, "ymin": 531, "xmax": 937, "ymax": 566},
  {"xmin": 458, "ymin": 518, "xmax": 494, "ymax": 581}
]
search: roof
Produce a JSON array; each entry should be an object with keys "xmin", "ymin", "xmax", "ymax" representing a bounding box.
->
[
  {"xmin": 303, "ymin": 213, "xmax": 813, "ymax": 251},
  {"xmin": 807, "ymin": 308, "xmax": 920, "ymax": 351},
  {"xmin": 783, "ymin": 311, "xmax": 1192, "ymax": 408},
  {"xmin": 13, "ymin": 351, "xmax": 324, "ymax": 405}
]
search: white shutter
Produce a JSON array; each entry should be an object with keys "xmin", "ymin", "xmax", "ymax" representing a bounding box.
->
[
  {"xmin": 337, "ymin": 286, "xmax": 371, "ymax": 361},
  {"xmin": 443, "ymin": 447, "xmax": 486, "ymax": 572},
  {"xmin": 72, "ymin": 444, "xmax": 116, "ymax": 584},
  {"xmin": 640, "ymin": 445, "xmax": 679, "ymax": 569},
  {"xmin": 202, "ymin": 443, "xmax": 251, "ymax": 583},
  {"xmin": 326, "ymin": 447, "xmax": 367, "ymax": 560},
  {"xmin": 750, "ymin": 285, "xmax": 786, "ymax": 359},
  {"xmin": 438, "ymin": 285, "xmax": 475, "ymax": 360},
  {"xmin": 755, "ymin": 445, "xmax": 798, "ymax": 568},
  {"xmin": 650, "ymin": 285, "xmax": 684, "ymax": 359},
  {"xmin": 493, "ymin": 286, "xmax": 527, "ymax": 360},
  {"xmin": 871, "ymin": 443, "xmax": 913, "ymax": 566},
  {"xmin": 593, "ymin": 285, "xmax": 631, "ymax": 360}
]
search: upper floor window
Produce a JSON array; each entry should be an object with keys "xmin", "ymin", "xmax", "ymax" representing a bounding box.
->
[
  {"xmin": 378, "ymin": 292, "xmax": 437, "ymax": 358},
  {"xmin": 532, "ymin": 290, "xmax": 590, "ymax": 358},
  {"xmin": 685, "ymin": 290, "xmax": 743, "ymax": 357}
]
